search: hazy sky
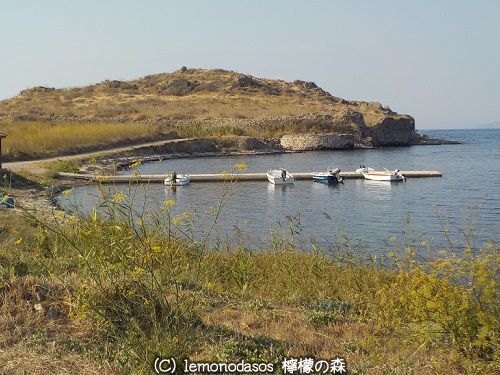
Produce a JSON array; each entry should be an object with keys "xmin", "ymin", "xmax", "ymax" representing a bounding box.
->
[{"xmin": 1, "ymin": 1, "xmax": 499, "ymax": 129}]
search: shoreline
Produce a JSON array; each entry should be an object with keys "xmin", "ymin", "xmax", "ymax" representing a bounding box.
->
[
  {"xmin": 1, "ymin": 134, "xmax": 458, "ymax": 216},
  {"xmin": 91, "ymin": 138, "xmax": 459, "ymax": 174},
  {"xmin": 2, "ymin": 129, "xmax": 460, "ymax": 166}
]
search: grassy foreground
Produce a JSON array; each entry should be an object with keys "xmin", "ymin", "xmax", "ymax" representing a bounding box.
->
[{"xmin": 0, "ymin": 185, "xmax": 498, "ymax": 374}]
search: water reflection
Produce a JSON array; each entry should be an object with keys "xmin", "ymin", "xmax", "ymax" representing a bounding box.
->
[
  {"xmin": 353, "ymin": 179, "xmax": 405, "ymax": 203},
  {"xmin": 266, "ymin": 183, "xmax": 294, "ymax": 193}
]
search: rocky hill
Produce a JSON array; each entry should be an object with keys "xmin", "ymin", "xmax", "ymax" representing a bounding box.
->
[{"xmin": 0, "ymin": 67, "xmax": 418, "ymax": 147}]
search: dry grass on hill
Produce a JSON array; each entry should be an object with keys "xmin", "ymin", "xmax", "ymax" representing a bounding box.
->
[
  {"xmin": 0, "ymin": 68, "xmax": 394, "ymax": 123},
  {"xmin": 0, "ymin": 68, "xmax": 412, "ymax": 162}
]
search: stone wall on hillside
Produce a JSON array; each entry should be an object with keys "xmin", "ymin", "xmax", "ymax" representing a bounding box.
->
[{"xmin": 280, "ymin": 133, "xmax": 355, "ymax": 151}]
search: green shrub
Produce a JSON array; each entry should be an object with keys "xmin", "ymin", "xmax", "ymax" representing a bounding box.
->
[{"xmin": 51, "ymin": 160, "xmax": 82, "ymax": 173}]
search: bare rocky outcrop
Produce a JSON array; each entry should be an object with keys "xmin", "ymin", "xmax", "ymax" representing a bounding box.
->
[
  {"xmin": 409, "ymin": 132, "xmax": 460, "ymax": 145},
  {"xmin": 280, "ymin": 133, "xmax": 355, "ymax": 151},
  {"xmin": 19, "ymin": 86, "xmax": 55, "ymax": 96},
  {"xmin": 362, "ymin": 116, "xmax": 416, "ymax": 146},
  {"xmin": 156, "ymin": 79, "xmax": 197, "ymax": 96},
  {"xmin": 103, "ymin": 80, "xmax": 138, "ymax": 90}
]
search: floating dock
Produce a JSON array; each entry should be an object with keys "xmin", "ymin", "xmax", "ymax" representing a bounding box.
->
[{"xmin": 59, "ymin": 170, "xmax": 442, "ymax": 183}]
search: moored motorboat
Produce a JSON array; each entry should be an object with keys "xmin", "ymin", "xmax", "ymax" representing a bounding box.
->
[
  {"xmin": 311, "ymin": 168, "xmax": 343, "ymax": 184},
  {"xmin": 164, "ymin": 172, "xmax": 192, "ymax": 186},
  {"xmin": 267, "ymin": 168, "xmax": 294, "ymax": 185},
  {"xmin": 355, "ymin": 166, "xmax": 405, "ymax": 181},
  {"xmin": 0, "ymin": 193, "xmax": 14, "ymax": 209}
]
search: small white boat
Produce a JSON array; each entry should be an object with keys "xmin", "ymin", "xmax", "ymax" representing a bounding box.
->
[
  {"xmin": 164, "ymin": 173, "xmax": 192, "ymax": 186},
  {"xmin": 311, "ymin": 168, "xmax": 343, "ymax": 184},
  {"xmin": 267, "ymin": 169, "xmax": 294, "ymax": 185},
  {"xmin": 355, "ymin": 166, "xmax": 405, "ymax": 181}
]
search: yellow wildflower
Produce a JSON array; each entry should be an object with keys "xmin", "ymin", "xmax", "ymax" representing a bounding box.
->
[
  {"xmin": 164, "ymin": 199, "xmax": 176, "ymax": 207},
  {"xmin": 129, "ymin": 161, "xmax": 142, "ymax": 169},
  {"xmin": 204, "ymin": 281, "xmax": 218, "ymax": 291},
  {"xmin": 62, "ymin": 188, "xmax": 74, "ymax": 197},
  {"xmin": 133, "ymin": 266, "xmax": 144, "ymax": 276},
  {"xmin": 112, "ymin": 192, "xmax": 126, "ymax": 204},
  {"xmin": 15, "ymin": 238, "xmax": 23, "ymax": 245},
  {"xmin": 234, "ymin": 162, "xmax": 247, "ymax": 171}
]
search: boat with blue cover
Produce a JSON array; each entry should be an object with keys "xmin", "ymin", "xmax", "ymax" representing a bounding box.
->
[
  {"xmin": 0, "ymin": 193, "xmax": 14, "ymax": 208},
  {"xmin": 311, "ymin": 168, "xmax": 343, "ymax": 184}
]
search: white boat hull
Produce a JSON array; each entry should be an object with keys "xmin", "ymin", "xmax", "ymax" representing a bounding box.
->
[
  {"xmin": 267, "ymin": 169, "xmax": 294, "ymax": 185},
  {"xmin": 362, "ymin": 173, "xmax": 404, "ymax": 181},
  {"xmin": 164, "ymin": 174, "xmax": 192, "ymax": 186},
  {"xmin": 356, "ymin": 167, "xmax": 405, "ymax": 181}
]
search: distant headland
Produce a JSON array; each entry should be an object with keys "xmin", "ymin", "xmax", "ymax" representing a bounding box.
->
[{"xmin": 0, "ymin": 68, "xmax": 456, "ymax": 163}]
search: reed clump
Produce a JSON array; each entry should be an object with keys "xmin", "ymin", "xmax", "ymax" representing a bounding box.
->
[{"xmin": 0, "ymin": 185, "xmax": 498, "ymax": 374}]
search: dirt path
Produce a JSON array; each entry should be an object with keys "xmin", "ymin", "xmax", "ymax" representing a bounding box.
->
[{"xmin": 3, "ymin": 138, "xmax": 193, "ymax": 174}]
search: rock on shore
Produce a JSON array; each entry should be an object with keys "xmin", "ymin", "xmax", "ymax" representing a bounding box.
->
[{"xmin": 280, "ymin": 133, "xmax": 355, "ymax": 151}]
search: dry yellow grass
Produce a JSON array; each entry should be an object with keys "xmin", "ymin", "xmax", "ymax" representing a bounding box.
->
[
  {"xmin": 0, "ymin": 68, "xmax": 395, "ymax": 123},
  {"xmin": 198, "ymin": 300, "xmax": 488, "ymax": 375},
  {"xmin": 0, "ymin": 121, "xmax": 169, "ymax": 161},
  {"xmin": 0, "ymin": 276, "xmax": 116, "ymax": 374}
]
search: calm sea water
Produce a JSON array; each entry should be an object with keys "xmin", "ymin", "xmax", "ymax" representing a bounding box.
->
[{"xmin": 60, "ymin": 129, "xmax": 499, "ymax": 253}]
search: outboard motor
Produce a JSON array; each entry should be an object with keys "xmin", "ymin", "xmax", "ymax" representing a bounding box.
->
[{"xmin": 171, "ymin": 171, "xmax": 177, "ymax": 184}]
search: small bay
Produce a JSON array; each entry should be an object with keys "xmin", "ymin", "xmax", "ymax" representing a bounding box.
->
[{"xmin": 59, "ymin": 129, "xmax": 500, "ymax": 254}]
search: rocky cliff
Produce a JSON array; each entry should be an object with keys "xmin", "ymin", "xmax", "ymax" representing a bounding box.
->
[{"xmin": 0, "ymin": 67, "xmax": 419, "ymax": 147}]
